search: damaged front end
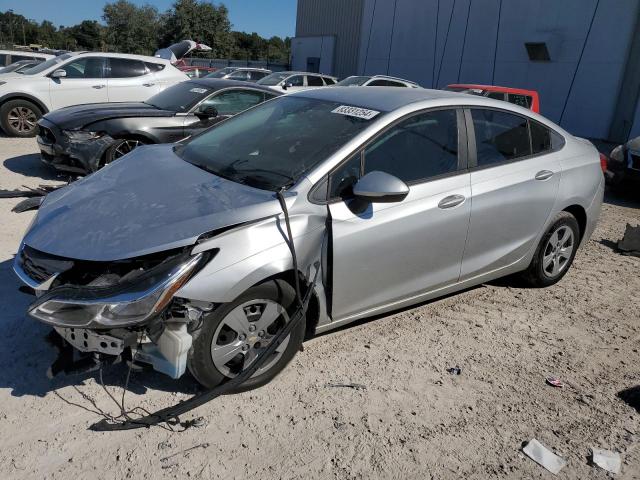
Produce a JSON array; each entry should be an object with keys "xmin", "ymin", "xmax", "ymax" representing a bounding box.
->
[{"xmin": 15, "ymin": 244, "xmax": 213, "ymax": 379}]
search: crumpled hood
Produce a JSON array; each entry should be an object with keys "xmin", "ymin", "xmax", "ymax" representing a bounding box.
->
[
  {"xmin": 43, "ymin": 102, "xmax": 175, "ymax": 130},
  {"xmin": 24, "ymin": 144, "xmax": 282, "ymax": 261}
]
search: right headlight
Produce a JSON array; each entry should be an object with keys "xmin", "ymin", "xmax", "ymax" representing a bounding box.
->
[{"xmin": 28, "ymin": 253, "xmax": 204, "ymax": 328}]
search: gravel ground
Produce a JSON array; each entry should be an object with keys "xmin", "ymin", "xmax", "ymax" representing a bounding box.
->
[{"xmin": 0, "ymin": 136, "xmax": 638, "ymax": 479}]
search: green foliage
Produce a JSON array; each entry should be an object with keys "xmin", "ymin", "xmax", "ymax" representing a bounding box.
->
[{"xmin": 0, "ymin": 2, "xmax": 290, "ymax": 62}]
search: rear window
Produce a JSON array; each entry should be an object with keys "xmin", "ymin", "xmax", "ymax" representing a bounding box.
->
[
  {"xmin": 471, "ymin": 109, "xmax": 531, "ymax": 167},
  {"xmin": 307, "ymin": 75, "xmax": 323, "ymax": 86},
  {"xmin": 109, "ymin": 58, "xmax": 147, "ymax": 78},
  {"xmin": 145, "ymin": 62, "xmax": 165, "ymax": 72},
  {"xmin": 508, "ymin": 93, "xmax": 532, "ymax": 109}
]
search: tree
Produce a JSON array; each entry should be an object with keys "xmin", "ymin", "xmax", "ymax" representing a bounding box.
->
[
  {"xmin": 102, "ymin": 0, "xmax": 159, "ymax": 55},
  {"xmin": 159, "ymin": 0, "xmax": 232, "ymax": 58},
  {"xmin": 66, "ymin": 20, "xmax": 104, "ymax": 50}
]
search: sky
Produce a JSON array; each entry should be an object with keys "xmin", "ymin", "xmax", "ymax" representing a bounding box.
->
[{"xmin": 0, "ymin": 0, "xmax": 297, "ymax": 38}]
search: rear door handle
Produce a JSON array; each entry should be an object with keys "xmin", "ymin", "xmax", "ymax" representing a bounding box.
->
[
  {"xmin": 143, "ymin": 83, "xmax": 155, "ymax": 87},
  {"xmin": 92, "ymin": 84, "xmax": 106, "ymax": 89},
  {"xmin": 535, "ymin": 170, "xmax": 554, "ymax": 180},
  {"xmin": 438, "ymin": 194, "xmax": 466, "ymax": 209}
]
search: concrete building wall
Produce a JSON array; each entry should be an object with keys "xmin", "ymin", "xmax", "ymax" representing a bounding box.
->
[
  {"xmin": 294, "ymin": 0, "xmax": 364, "ymax": 78},
  {"xmin": 295, "ymin": 0, "xmax": 640, "ymax": 141}
]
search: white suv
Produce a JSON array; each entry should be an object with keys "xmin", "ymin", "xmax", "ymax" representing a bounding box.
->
[
  {"xmin": 256, "ymin": 71, "xmax": 338, "ymax": 92},
  {"xmin": 0, "ymin": 52, "xmax": 188, "ymax": 137}
]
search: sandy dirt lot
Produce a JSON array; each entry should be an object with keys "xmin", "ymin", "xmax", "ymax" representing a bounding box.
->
[{"xmin": 0, "ymin": 136, "xmax": 638, "ymax": 479}]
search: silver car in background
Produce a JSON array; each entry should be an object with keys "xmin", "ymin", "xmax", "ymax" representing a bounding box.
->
[{"xmin": 14, "ymin": 87, "xmax": 603, "ymax": 391}]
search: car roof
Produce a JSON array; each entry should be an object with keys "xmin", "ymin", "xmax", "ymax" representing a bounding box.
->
[
  {"xmin": 71, "ymin": 51, "xmax": 172, "ymax": 64},
  {"xmin": 292, "ymin": 86, "xmax": 462, "ymax": 111},
  {"xmin": 447, "ymin": 83, "xmax": 538, "ymax": 96},
  {"xmin": 189, "ymin": 78, "xmax": 284, "ymax": 94},
  {"xmin": 369, "ymin": 74, "xmax": 419, "ymax": 85},
  {"xmin": 232, "ymin": 67, "xmax": 271, "ymax": 72},
  {"xmin": 274, "ymin": 71, "xmax": 334, "ymax": 77},
  {"xmin": 0, "ymin": 49, "xmax": 53, "ymax": 58}
]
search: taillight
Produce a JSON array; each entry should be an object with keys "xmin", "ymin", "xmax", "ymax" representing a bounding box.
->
[{"xmin": 599, "ymin": 153, "xmax": 608, "ymax": 173}]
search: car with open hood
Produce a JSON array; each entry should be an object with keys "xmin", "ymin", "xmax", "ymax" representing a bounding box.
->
[
  {"xmin": 0, "ymin": 51, "xmax": 188, "ymax": 137},
  {"xmin": 14, "ymin": 87, "xmax": 603, "ymax": 391},
  {"xmin": 36, "ymin": 78, "xmax": 281, "ymax": 174}
]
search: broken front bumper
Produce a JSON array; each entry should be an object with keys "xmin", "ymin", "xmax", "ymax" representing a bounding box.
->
[{"xmin": 36, "ymin": 119, "xmax": 115, "ymax": 174}]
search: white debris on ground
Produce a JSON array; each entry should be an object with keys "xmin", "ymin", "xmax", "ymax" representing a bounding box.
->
[{"xmin": 0, "ymin": 136, "xmax": 638, "ymax": 479}]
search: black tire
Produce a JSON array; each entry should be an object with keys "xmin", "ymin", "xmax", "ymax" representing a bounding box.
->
[
  {"xmin": 103, "ymin": 137, "xmax": 148, "ymax": 167},
  {"xmin": 188, "ymin": 279, "xmax": 304, "ymax": 392},
  {"xmin": 0, "ymin": 99, "xmax": 42, "ymax": 137},
  {"xmin": 520, "ymin": 211, "xmax": 580, "ymax": 287}
]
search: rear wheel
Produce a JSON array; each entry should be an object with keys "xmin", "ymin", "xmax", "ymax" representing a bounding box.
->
[
  {"xmin": 0, "ymin": 99, "xmax": 42, "ymax": 137},
  {"xmin": 188, "ymin": 280, "xmax": 304, "ymax": 391},
  {"xmin": 520, "ymin": 211, "xmax": 580, "ymax": 287}
]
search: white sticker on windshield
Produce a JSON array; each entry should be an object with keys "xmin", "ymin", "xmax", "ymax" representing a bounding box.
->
[
  {"xmin": 190, "ymin": 87, "xmax": 209, "ymax": 94},
  {"xmin": 331, "ymin": 105, "xmax": 380, "ymax": 120}
]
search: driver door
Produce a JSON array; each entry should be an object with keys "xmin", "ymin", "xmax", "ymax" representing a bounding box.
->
[
  {"xmin": 328, "ymin": 108, "xmax": 471, "ymax": 320},
  {"xmin": 49, "ymin": 57, "xmax": 108, "ymax": 109}
]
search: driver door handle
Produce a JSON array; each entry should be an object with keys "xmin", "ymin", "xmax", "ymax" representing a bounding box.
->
[
  {"xmin": 92, "ymin": 84, "xmax": 106, "ymax": 89},
  {"xmin": 143, "ymin": 83, "xmax": 155, "ymax": 87},
  {"xmin": 438, "ymin": 194, "xmax": 466, "ymax": 209},
  {"xmin": 535, "ymin": 170, "xmax": 554, "ymax": 180}
]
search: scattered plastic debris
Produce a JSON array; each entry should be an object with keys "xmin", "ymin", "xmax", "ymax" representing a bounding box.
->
[
  {"xmin": 325, "ymin": 383, "xmax": 367, "ymax": 390},
  {"xmin": 546, "ymin": 377, "xmax": 564, "ymax": 388},
  {"xmin": 522, "ymin": 439, "xmax": 567, "ymax": 475},
  {"xmin": 446, "ymin": 366, "xmax": 462, "ymax": 375},
  {"xmin": 591, "ymin": 448, "xmax": 621, "ymax": 474},
  {"xmin": 617, "ymin": 224, "xmax": 640, "ymax": 257}
]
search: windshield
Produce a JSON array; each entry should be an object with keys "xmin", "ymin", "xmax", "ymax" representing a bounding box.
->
[
  {"xmin": 256, "ymin": 72, "xmax": 289, "ymax": 86},
  {"xmin": 175, "ymin": 96, "xmax": 382, "ymax": 191},
  {"xmin": 144, "ymin": 81, "xmax": 213, "ymax": 112},
  {"xmin": 20, "ymin": 53, "xmax": 72, "ymax": 75},
  {"xmin": 336, "ymin": 76, "xmax": 370, "ymax": 86},
  {"xmin": 205, "ymin": 67, "xmax": 236, "ymax": 78}
]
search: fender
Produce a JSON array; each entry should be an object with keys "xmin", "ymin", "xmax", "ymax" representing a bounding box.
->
[{"xmin": 0, "ymin": 92, "xmax": 49, "ymax": 114}]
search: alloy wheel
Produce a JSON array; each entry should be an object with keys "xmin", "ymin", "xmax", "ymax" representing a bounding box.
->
[
  {"xmin": 112, "ymin": 139, "xmax": 143, "ymax": 160},
  {"xmin": 542, "ymin": 225, "xmax": 575, "ymax": 278},
  {"xmin": 210, "ymin": 299, "xmax": 290, "ymax": 378},
  {"xmin": 8, "ymin": 106, "xmax": 37, "ymax": 134}
]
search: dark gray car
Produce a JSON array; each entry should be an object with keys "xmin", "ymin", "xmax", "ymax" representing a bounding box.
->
[{"xmin": 36, "ymin": 78, "xmax": 281, "ymax": 173}]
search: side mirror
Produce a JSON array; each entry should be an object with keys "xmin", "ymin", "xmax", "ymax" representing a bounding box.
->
[
  {"xmin": 282, "ymin": 82, "xmax": 293, "ymax": 90},
  {"xmin": 195, "ymin": 105, "xmax": 218, "ymax": 120},
  {"xmin": 352, "ymin": 171, "xmax": 409, "ymax": 203},
  {"xmin": 51, "ymin": 69, "xmax": 67, "ymax": 79}
]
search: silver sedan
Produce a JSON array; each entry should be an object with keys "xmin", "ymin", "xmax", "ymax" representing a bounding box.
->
[{"xmin": 15, "ymin": 87, "xmax": 604, "ymax": 390}]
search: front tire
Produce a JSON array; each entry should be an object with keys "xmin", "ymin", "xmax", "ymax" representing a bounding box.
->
[
  {"xmin": 520, "ymin": 211, "xmax": 580, "ymax": 287},
  {"xmin": 188, "ymin": 280, "xmax": 304, "ymax": 391},
  {"xmin": 0, "ymin": 99, "xmax": 42, "ymax": 137},
  {"xmin": 103, "ymin": 138, "xmax": 148, "ymax": 167}
]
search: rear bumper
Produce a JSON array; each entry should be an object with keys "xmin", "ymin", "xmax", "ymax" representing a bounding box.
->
[{"xmin": 581, "ymin": 175, "xmax": 604, "ymax": 248}]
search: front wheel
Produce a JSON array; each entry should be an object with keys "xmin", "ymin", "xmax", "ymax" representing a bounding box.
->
[
  {"xmin": 188, "ymin": 280, "xmax": 304, "ymax": 391},
  {"xmin": 0, "ymin": 99, "xmax": 42, "ymax": 137},
  {"xmin": 520, "ymin": 211, "xmax": 580, "ymax": 287},
  {"xmin": 103, "ymin": 138, "xmax": 148, "ymax": 167}
]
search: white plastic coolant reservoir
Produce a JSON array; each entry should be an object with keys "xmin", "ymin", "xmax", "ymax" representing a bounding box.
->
[{"xmin": 139, "ymin": 323, "xmax": 192, "ymax": 379}]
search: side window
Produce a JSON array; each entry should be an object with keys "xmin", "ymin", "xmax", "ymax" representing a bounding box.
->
[
  {"xmin": 508, "ymin": 93, "xmax": 531, "ymax": 109},
  {"xmin": 253, "ymin": 71, "xmax": 268, "ymax": 80},
  {"xmin": 368, "ymin": 79, "xmax": 404, "ymax": 87},
  {"xmin": 0, "ymin": 54, "xmax": 7, "ymax": 66},
  {"xmin": 145, "ymin": 62, "xmax": 165, "ymax": 72},
  {"xmin": 228, "ymin": 71, "xmax": 250, "ymax": 81},
  {"xmin": 363, "ymin": 109, "xmax": 459, "ymax": 183},
  {"xmin": 108, "ymin": 58, "xmax": 147, "ymax": 78},
  {"xmin": 486, "ymin": 91, "xmax": 506, "ymax": 101},
  {"xmin": 200, "ymin": 89, "xmax": 264, "ymax": 115},
  {"xmin": 287, "ymin": 75, "xmax": 304, "ymax": 87},
  {"xmin": 10, "ymin": 54, "xmax": 34, "ymax": 62},
  {"xmin": 328, "ymin": 153, "xmax": 362, "ymax": 200},
  {"xmin": 307, "ymin": 75, "xmax": 324, "ymax": 86},
  {"xmin": 471, "ymin": 109, "xmax": 532, "ymax": 167},
  {"xmin": 323, "ymin": 77, "xmax": 336, "ymax": 85},
  {"xmin": 60, "ymin": 57, "xmax": 106, "ymax": 78}
]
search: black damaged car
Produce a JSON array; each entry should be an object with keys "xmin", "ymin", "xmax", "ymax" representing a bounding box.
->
[{"xmin": 36, "ymin": 78, "xmax": 281, "ymax": 174}]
